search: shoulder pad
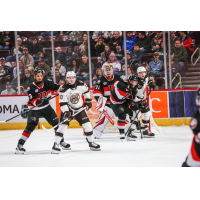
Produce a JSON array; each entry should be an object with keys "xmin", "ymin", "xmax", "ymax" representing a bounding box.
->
[
  {"xmin": 76, "ymin": 80, "xmax": 84, "ymax": 86},
  {"xmin": 59, "ymin": 83, "xmax": 69, "ymax": 93}
]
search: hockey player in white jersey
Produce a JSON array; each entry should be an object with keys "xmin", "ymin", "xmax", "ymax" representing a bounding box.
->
[
  {"xmin": 132, "ymin": 66, "xmax": 156, "ymax": 137},
  {"xmin": 51, "ymin": 71, "xmax": 100, "ymax": 153}
]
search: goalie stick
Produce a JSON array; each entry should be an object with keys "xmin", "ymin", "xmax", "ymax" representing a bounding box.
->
[
  {"xmin": 42, "ymin": 107, "xmax": 85, "ymax": 132},
  {"xmin": 0, "ymin": 94, "xmax": 59, "ymax": 123}
]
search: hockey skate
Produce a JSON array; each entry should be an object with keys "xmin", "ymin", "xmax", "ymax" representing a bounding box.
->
[
  {"xmin": 127, "ymin": 129, "xmax": 137, "ymax": 141},
  {"xmin": 119, "ymin": 133, "xmax": 125, "ymax": 140},
  {"xmin": 142, "ymin": 130, "xmax": 155, "ymax": 138},
  {"xmin": 60, "ymin": 138, "xmax": 71, "ymax": 150},
  {"xmin": 86, "ymin": 138, "xmax": 101, "ymax": 151},
  {"xmin": 15, "ymin": 144, "xmax": 26, "ymax": 155},
  {"xmin": 51, "ymin": 142, "xmax": 61, "ymax": 154}
]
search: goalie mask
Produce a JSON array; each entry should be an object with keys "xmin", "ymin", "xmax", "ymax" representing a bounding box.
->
[
  {"xmin": 196, "ymin": 86, "xmax": 200, "ymax": 112},
  {"xmin": 104, "ymin": 65, "xmax": 113, "ymax": 77},
  {"xmin": 66, "ymin": 71, "xmax": 76, "ymax": 88}
]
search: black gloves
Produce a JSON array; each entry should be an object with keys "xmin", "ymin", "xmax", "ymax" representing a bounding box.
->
[
  {"xmin": 136, "ymin": 101, "xmax": 145, "ymax": 109},
  {"xmin": 129, "ymin": 101, "xmax": 138, "ymax": 111},
  {"xmin": 148, "ymin": 80, "xmax": 156, "ymax": 90},
  {"xmin": 42, "ymin": 98, "xmax": 49, "ymax": 105},
  {"xmin": 85, "ymin": 99, "xmax": 92, "ymax": 110},
  {"xmin": 63, "ymin": 111, "xmax": 72, "ymax": 121}
]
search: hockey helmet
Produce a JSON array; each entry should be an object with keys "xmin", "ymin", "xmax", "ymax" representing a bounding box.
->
[
  {"xmin": 137, "ymin": 66, "xmax": 146, "ymax": 74},
  {"xmin": 104, "ymin": 65, "xmax": 113, "ymax": 76},
  {"xmin": 196, "ymin": 85, "xmax": 200, "ymax": 109},
  {"xmin": 129, "ymin": 74, "xmax": 138, "ymax": 82},
  {"xmin": 66, "ymin": 71, "xmax": 76, "ymax": 78},
  {"xmin": 34, "ymin": 68, "xmax": 44, "ymax": 75}
]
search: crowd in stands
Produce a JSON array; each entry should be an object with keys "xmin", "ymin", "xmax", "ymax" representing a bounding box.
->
[{"xmin": 0, "ymin": 31, "xmax": 196, "ymax": 95}]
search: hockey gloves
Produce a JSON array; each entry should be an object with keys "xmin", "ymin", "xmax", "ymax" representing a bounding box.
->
[
  {"xmin": 63, "ymin": 111, "xmax": 72, "ymax": 121},
  {"xmin": 42, "ymin": 98, "xmax": 49, "ymax": 105},
  {"xmin": 136, "ymin": 101, "xmax": 145, "ymax": 109},
  {"xmin": 85, "ymin": 99, "xmax": 92, "ymax": 110},
  {"xmin": 129, "ymin": 101, "xmax": 138, "ymax": 111},
  {"xmin": 148, "ymin": 80, "xmax": 156, "ymax": 90}
]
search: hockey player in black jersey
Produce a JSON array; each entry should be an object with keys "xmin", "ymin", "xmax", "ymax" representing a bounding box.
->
[
  {"xmin": 93, "ymin": 65, "xmax": 123, "ymax": 138},
  {"xmin": 15, "ymin": 69, "xmax": 63, "ymax": 154},
  {"xmin": 52, "ymin": 71, "xmax": 100, "ymax": 153},
  {"xmin": 182, "ymin": 87, "xmax": 200, "ymax": 167},
  {"xmin": 110, "ymin": 74, "xmax": 138, "ymax": 140}
]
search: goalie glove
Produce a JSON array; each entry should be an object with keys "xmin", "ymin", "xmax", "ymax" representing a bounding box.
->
[
  {"xmin": 148, "ymin": 80, "xmax": 156, "ymax": 90},
  {"xmin": 95, "ymin": 96, "xmax": 107, "ymax": 112},
  {"xmin": 85, "ymin": 99, "xmax": 92, "ymax": 111}
]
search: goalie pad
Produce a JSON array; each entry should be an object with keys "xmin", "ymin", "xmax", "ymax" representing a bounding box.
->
[{"xmin": 95, "ymin": 96, "xmax": 107, "ymax": 112}]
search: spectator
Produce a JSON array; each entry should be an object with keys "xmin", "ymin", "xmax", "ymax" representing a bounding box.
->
[
  {"xmin": 35, "ymin": 59, "xmax": 51, "ymax": 77},
  {"xmin": 66, "ymin": 31, "xmax": 83, "ymax": 47},
  {"xmin": 120, "ymin": 52, "xmax": 133, "ymax": 70},
  {"xmin": 108, "ymin": 31, "xmax": 123, "ymax": 51},
  {"xmin": 148, "ymin": 52, "xmax": 164, "ymax": 77},
  {"xmin": 54, "ymin": 69, "xmax": 65, "ymax": 84},
  {"xmin": 120, "ymin": 66, "xmax": 133, "ymax": 81},
  {"xmin": 137, "ymin": 31, "xmax": 151, "ymax": 53},
  {"xmin": 18, "ymin": 86, "xmax": 26, "ymax": 94},
  {"xmin": 13, "ymin": 60, "xmax": 25, "ymax": 78},
  {"xmin": 151, "ymin": 31, "xmax": 163, "ymax": 52},
  {"xmin": 122, "ymin": 31, "xmax": 137, "ymax": 51},
  {"xmin": 65, "ymin": 47, "xmax": 77, "ymax": 69},
  {"xmin": 1, "ymin": 82, "xmax": 16, "ymax": 95},
  {"xmin": 59, "ymin": 79, "xmax": 65, "ymax": 86},
  {"xmin": 0, "ymin": 31, "xmax": 14, "ymax": 50},
  {"xmin": 40, "ymin": 31, "xmax": 59, "ymax": 38},
  {"xmin": 6, "ymin": 38, "xmax": 25, "ymax": 62},
  {"xmin": 29, "ymin": 38, "xmax": 43, "ymax": 60},
  {"xmin": 92, "ymin": 31, "xmax": 112, "ymax": 41},
  {"xmin": 114, "ymin": 44, "xmax": 124, "ymax": 61},
  {"xmin": 20, "ymin": 47, "xmax": 34, "ymax": 68},
  {"xmin": 95, "ymin": 37, "xmax": 106, "ymax": 56},
  {"xmin": 93, "ymin": 68, "xmax": 103, "ymax": 85},
  {"xmin": 48, "ymin": 46, "xmax": 66, "ymax": 66},
  {"xmin": 99, "ymin": 44, "xmax": 111, "ymax": 65},
  {"xmin": 142, "ymin": 62, "xmax": 154, "ymax": 77},
  {"xmin": 79, "ymin": 34, "xmax": 88, "ymax": 55},
  {"xmin": 102, "ymin": 52, "xmax": 121, "ymax": 75},
  {"xmin": 149, "ymin": 76, "xmax": 159, "ymax": 90},
  {"xmin": 171, "ymin": 40, "xmax": 188, "ymax": 72},
  {"xmin": 11, "ymin": 72, "xmax": 25, "ymax": 91},
  {"xmin": 22, "ymin": 70, "xmax": 34, "ymax": 92},
  {"xmin": 77, "ymin": 55, "xmax": 94, "ymax": 81},
  {"xmin": 180, "ymin": 31, "xmax": 194, "ymax": 59},
  {"xmin": 0, "ymin": 57, "xmax": 13, "ymax": 78},
  {"xmin": 54, "ymin": 60, "xmax": 66, "ymax": 77},
  {"xmin": 66, "ymin": 59, "xmax": 79, "ymax": 74},
  {"xmin": 157, "ymin": 41, "xmax": 167, "ymax": 61},
  {"xmin": 27, "ymin": 67, "xmax": 34, "ymax": 75},
  {"xmin": 171, "ymin": 31, "xmax": 179, "ymax": 47}
]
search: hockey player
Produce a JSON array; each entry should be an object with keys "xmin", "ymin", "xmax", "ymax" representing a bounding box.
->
[
  {"xmin": 15, "ymin": 69, "xmax": 62, "ymax": 154},
  {"xmin": 52, "ymin": 71, "xmax": 100, "ymax": 153},
  {"xmin": 132, "ymin": 66, "xmax": 156, "ymax": 137},
  {"xmin": 93, "ymin": 65, "xmax": 123, "ymax": 138},
  {"xmin": 182, "ymin": 87, "xmax": 200, "ymax": 167},
  {"xmin": 110, "ymin": 74, "xmax": 138, "ymax": 140}
]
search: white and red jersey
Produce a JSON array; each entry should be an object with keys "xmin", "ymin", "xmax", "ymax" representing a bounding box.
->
[
  {"xmin": 27, "ymin": 79, "xmax": 60, "ymax": 110},
  {"xmin": 93, "ymin": 75, "xmax": 122, "ymax": 107}
]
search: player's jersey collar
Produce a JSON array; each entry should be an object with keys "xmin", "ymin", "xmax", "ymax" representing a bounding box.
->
[
  {"xmin": 105, "ymin": 75, "xmax": 114, "ymax": 81},
  {"xmin": 33, "ymin": 82, "xmax": 44, "ymax": 89}
]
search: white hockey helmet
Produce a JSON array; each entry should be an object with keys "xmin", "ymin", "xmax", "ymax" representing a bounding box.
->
[
  {"xmin": 66, "ymin": 71, "xmax": 76, "ymax": 79},
  {"xmin": 137, "ymin": 66, "xmax": 146, "ymax": 74},
  {"xmin": 104, "ymin": 65, "xmax": 113, "ymax": 76}
]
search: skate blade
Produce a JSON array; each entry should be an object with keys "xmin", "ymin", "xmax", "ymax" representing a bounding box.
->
[
  {"xmin": 15, "ymin": 150, "xmax": 25, "ymax": 155},
  {"xmin": 90, "ymin": 147, "xmax": 101, "ymax": 151},
  {"xmin": 51, "ymin": 149, "xmax": 60, "ymax": 154},
  {"xmin": 62, "ymin": 147, "xmax": 71, "ymax": 150},
  {"xmin": 127, "ymin": 137, "xmax": 136, "ymax": 141},
  {"xmin": 143, "ymin": 135, "xmax": 155, "ymax": 138}
]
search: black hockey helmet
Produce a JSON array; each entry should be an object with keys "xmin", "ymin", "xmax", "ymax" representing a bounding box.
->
[
  {"xmin": 34, "ymin": 68, "xmax": 44, "ymax": 76},
  {"xmin": 129, "ymin": 74, "xmax": 138, "ymax": 82},
  {"xmin": 196, "ymin": 86, "xmax": 200, "ymax": 110}
]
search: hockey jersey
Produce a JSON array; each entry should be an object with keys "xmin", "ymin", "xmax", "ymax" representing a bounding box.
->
[
  {"xmin": 58, "ymin": 80, "xmax": 90, "ymax": 112},
  {"xmin": 93, "ymin": 75, "xmax": 122, "ymax": 106},
  {"xmin": 185, "ymin": 111, "xmax": 200, "ymax": 167},
  {"xmin": 27, "ymin": 79, "xmax": 60, "ymax": 110},
  {"xmin": 110, "ymin": 81, "xmax": 137, "ymax": 104}
]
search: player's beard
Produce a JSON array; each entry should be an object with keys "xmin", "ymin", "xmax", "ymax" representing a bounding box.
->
[{"xmin": 35, "ymin": 80, "xmax": 43, "ymax": 86}]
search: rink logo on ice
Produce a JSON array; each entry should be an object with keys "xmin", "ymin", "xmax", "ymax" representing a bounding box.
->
[
  {"xmin": 190, "ymin": 118, "xmax": 197, "ymax": 129},
  {"xmin": 0, "ymin": 105, "xmax": 19, "ymax": 113}
]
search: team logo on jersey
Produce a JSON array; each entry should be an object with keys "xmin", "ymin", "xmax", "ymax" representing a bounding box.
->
[
  {"xmin": 31, "ymin": 117, "xmax": 36, "ymax": 121},
  {"xmin": 35, "ymin": 89, "xmax": 39, "ymax": 93},
  {"xmin": 70, "ymin": 93, "xmax": 80, "ymax": 104},
  {"xmin": 190, "ymin": 118, "xmax": 197, "ymax": 130},
  {"xmin": 97, "ymin": 80, "xmax": 100, "ymax": 84},
  {"xmin": 27, "ymin": 87, "xmax": 30, "ymax": 91},
  {"xmin": 103, "ymin": 82, "xmax": 107, "ymax": 85}
]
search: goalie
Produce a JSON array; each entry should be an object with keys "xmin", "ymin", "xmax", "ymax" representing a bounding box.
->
[{"xmin": 93, "ymin": 65, "xmax": 122, "ymax": 139}]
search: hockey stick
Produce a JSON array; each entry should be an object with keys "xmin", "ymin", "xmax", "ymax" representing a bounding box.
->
[
  {"xmin": 0, "ymin": 94, "xmax": 59, "ymax": 123},
  {"xmin": 42, "ymin": 107, "xmax": 85, "ymax": 132},
  {"xmin": 125, "ymin": 89, "xmax": 152, "ymax": 137}
]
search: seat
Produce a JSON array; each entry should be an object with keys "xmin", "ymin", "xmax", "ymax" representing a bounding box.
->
[
  {"xmin": 155, "ymin": 77, "xmax": 165, "ymax": 89},
  {"xmin": 141, "ymin": 53, "xmax": 154, "ymax": 63},
  {"xmin": 28, "ymin": 36, "xmax": 43, "ymax": 43},
  {"xmin": 43, "ymin": 48, "xmax": 52, "ymax": 58},
  {"xmin": 0, "ymin": 50, "xmax": 10, "ymax": 58},
  {"xmin": 61, "ymin": 47, "xmax": 68, "ymax": 53},
  {"xmin": 21, "ymin": 37, "xmax": 27, "ymax": 42}
]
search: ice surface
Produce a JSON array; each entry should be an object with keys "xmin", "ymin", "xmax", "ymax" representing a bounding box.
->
[{"xmin": 0, "ymin": 126, "xmax": 193, "ymax": 167}]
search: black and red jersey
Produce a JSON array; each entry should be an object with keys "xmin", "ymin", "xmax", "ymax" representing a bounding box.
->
[
  {"xmin": 27, "ymin": 79, "xmax": 60, "ymax": 110},
  {"xmin": 93, "ymin": 75, "xmax": 122, "ymax": 106},
  {"xmin": 110, "ymin": 81, "xmax": 137, "ymax": 105}
]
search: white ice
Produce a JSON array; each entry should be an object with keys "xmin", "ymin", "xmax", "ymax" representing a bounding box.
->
[{"xmin": 0, "ymin": 126, "xmax": 193, "ymax": 167}]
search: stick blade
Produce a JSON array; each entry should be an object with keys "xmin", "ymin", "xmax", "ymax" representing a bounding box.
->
[{"xmin": 42, "ymin": 124, "xmax": 51, "ymax": 132}]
